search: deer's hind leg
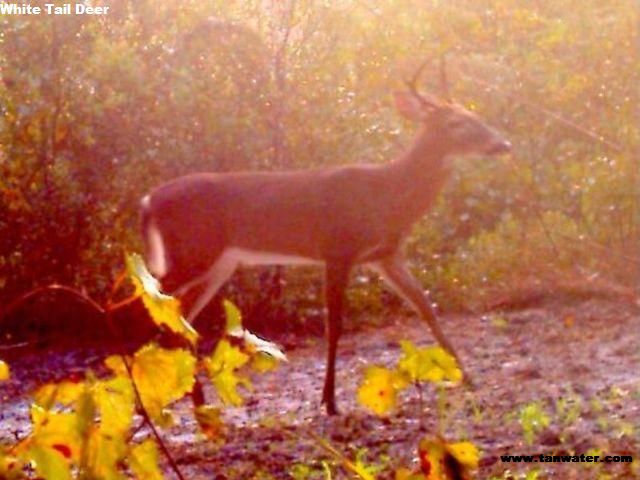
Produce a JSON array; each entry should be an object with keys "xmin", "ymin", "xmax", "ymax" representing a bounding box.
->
[
  {"xmin": 183, "ymin": 250, "xmax": 239, "ymax": 323},
  {"xmin": 370, "ymin": 253, "xmax": 470, "ymax": 383}
]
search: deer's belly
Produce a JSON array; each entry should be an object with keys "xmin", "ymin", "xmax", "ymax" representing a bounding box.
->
[{"xmin": 225, "ymin": 247, "xmax": 323, "ymax": 267}]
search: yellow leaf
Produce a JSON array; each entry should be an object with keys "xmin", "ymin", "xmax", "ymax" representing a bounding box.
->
[
  {"xmin": 394, "ymin": 468, "xmax": 412, "ymax": 480},
  {"xmin": 33, "ymin": 381, "xmax": 85, "ymax": 409},
  {"xmin": 352, "ymin": 458, "xmax": 377, "ymax": 480},
  {"xmin": 323, "ymin": 461, "xmax": 333, "ymax": 479},
  {"xmin": 25, "ymin": 445, "xmax": 72, "ymax": 480},
  {"xmin": 157, "ymin": 409, "xmax": 175, "ymax": 428},
  {"xmin": 93, "ymin": 377, "xmax": 135, "ymax": 436},
  {"xmin": 194, "ymin": 405, "xmax": 225, "ymax": 440},
  {"xmin": 120, "ymin": 345, "xmax": 196, "ymax": 421},
  {"xmin": 75, "ymin": 386, "xmax": 97, "ymax": 441},
  {"xmin": 83, "ymin": 430, "xmax": 127, "ymax": 480},
  {"xmin": 104, "ymin": 355, "xmax": 127, "ymax": 377},
  {"xmin": 223, "ymin": 299, "xmax": 243, "ymax": 333},
  {"xmin": 394, "ymin": 468, "xmax": 424, "ymax": 480},
  {"xmin": 126, "ymin": 253, "xmax": 198, "ymax": 345},
  {"xmin": 129, "ymin": 439, "xmax": 163, "ymax": 480},
  {"xmin": 429, "ymin": 347, "xmax": 462, "ymax": 383},
  {"xmin": 0, "ymin": 449, "xmax": 23, "ymax": 478},
  {"xmin": 418, "ymin": 438, "xmax": 478, "ymax": 480},
  {"xmin": 223, "ymin": 298, "xmax": 287, "ymax": 364},
  {"xmin": 445, "ymin": 442, "xmax": 479, "ymax": 469},
  {"xmin": 204, "ymin": 339, "xmax": 251, "ymax": 406},
  {"xmin": 0, "ymin": 360, "xmax": 9, "ymax": 381},
  {"xmin": 357, "ymin": 366, "xmax": 407, "ymax": 416},
  {"xmin": 133, "ymin": 345, "xmax": 196, "ymax": 420},
  {"xmin": 219, "ymin": 299, "xmax": 286, "ymax": 373},
  {"xmin": 235, "ymin": 329, "xmax": 287, "ymax": 362},
  {"xmin": 418, "ymin": 439, "xmax": 447, "ymax": 480},
  {"xmin": 398, "ymin": 342, "xmax": 461, "ymax": 385},
  {"xmin": 251, "ymin": 352, "xmax": 279, "ymax": 372},
  {"xmin": 28, "ymin": 405, "xmax": 82, "ymax": 461}
]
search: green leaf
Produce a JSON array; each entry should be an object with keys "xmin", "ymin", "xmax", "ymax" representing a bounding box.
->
[{"xmin": 519, "ymin": 402, "xmax": 551, "ymax": 445}]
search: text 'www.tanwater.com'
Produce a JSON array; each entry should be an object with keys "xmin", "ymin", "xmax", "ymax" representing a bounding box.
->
[{"xmin": 501, "ymin": 453, "xmax": 633, "ymax": 464}]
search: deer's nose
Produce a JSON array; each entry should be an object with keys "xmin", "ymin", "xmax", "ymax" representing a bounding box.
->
[{"xmin": 487, "ymin": 139, "xmax": 512, "ymax": 155}]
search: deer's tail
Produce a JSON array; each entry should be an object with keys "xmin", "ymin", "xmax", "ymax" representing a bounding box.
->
[{"xmin": 140, "ymin": 195, "xmax": 167, "ymax": 278}]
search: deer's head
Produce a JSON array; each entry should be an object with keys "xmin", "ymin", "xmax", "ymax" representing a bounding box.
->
[{"xmin": 394, "ymin": 61, "xmax": 511, "ymax": 157}]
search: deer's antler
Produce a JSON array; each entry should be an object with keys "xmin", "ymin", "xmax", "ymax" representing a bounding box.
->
[
  {"xmin": 405, "ymin": 58, "xmax": 440, "ymax": 108},
  {"xmin": 439, "ymin": 53, "xmax": 452, "ymax": 103}
]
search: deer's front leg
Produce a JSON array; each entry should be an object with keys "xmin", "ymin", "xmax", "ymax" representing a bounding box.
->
[
  {"xmin": 372, "ymin": 254, "xmax": 470, "ymax": 383},
  {"xmin": 322, "ymin": 260, "xmax": 351, "ymax": 415}
]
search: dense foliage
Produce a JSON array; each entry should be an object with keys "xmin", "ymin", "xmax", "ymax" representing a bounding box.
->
[
  {"xmin": 0, "ymin": 257, "xmax": 478, "ymax": 480},
  {"xmin": 1, "ymin": 0, "xmax": 637, "ymax": 315}
]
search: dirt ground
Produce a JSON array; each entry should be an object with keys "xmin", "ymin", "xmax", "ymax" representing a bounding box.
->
[{"xmin": 1, "ymin": 298, "xmax": 639, "ymax": 479}]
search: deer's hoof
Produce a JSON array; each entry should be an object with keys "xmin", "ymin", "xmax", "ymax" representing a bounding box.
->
[
  {"xmin": 463, "ymin": 374, "xmax": 476, "ymax": 390},
  {"xmin": 321, "ymin": 394, "xmax": 340, "ymax": 415},
  {"xmin": 325, "ymin": 402, "xmax": 339, "ymax": 416}
]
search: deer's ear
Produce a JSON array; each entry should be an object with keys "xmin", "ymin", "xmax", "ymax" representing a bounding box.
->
[
  {"xmin": 393, "ymin": 91, "xmax": 435, "ymax": 121},
  {"xmin": 394, "ymin": 92, "xmax": 423, "ymax": 121}
]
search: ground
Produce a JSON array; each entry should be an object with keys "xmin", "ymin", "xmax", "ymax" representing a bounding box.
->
[{"xmin": 1, "ymin": 299, "xmax": 639, "ymax": 479}]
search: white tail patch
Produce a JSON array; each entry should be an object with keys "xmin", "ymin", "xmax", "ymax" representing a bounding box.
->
[{"xmin": 147, "ymin": 221, "xmax": 167, "ymax": 278}]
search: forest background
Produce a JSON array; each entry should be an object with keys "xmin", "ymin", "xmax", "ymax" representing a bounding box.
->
[{"xmin": 1, "ymin": 0, "xmax": 638, "ymax": 329}]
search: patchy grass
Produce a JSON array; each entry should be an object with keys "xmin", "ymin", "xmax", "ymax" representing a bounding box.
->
[{"xmin": 1, "ymin": 299, "xmax": 638, "ymax": 478}]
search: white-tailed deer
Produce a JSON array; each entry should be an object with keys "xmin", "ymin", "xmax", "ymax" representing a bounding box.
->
[{"xmin": 140, "ymin": 64, "xmax": 511, "ymax": 414}]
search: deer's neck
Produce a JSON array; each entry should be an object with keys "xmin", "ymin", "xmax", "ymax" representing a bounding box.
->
[{"xmin": 385, "ymin": 127, "xmax": 452, "ymax": 224}]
